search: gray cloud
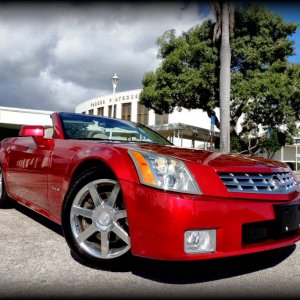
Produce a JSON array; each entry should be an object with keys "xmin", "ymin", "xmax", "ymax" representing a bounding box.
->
[{"xmin": 0, "ymin": 1, "xmax": 210, "ymax": 112}]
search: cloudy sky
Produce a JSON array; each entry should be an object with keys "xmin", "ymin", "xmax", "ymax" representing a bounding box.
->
[{"xmin": 0, "ymin": 1, "xmax": 299, "ymax": 112}]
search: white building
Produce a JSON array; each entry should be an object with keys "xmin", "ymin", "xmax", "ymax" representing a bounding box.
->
[
  {"xmin": 75, "ymin": 89, "xmax": 219, "ymax": 150},
  {"xmin": 274, "ymin": 139, "xmax": 300, "ymax": 169},
  {"xmin": 75, "ymin": 89, "xmax": 300, "ymax": 170},
  {"xmin": 1, "ymin": 91, "xmax": 300, "ymax": 170},
  {"xmin": 0, "ymin": 106, "xmax": 53, "ymax": 141}
]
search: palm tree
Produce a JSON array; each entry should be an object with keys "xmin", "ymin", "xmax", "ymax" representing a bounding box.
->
[{"xmin": 211, "ymin": 1, "xmax": 234, "ymax": 153}]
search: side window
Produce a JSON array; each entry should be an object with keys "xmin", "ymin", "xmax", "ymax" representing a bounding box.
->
[{"xmin": 63, "ymin": 122, "xmax": 89, "ymax": 139}]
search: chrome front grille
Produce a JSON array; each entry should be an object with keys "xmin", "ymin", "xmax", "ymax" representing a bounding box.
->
[{"xmin": 219, "ymin": 172, "xmax": 298, "ymax": 194}]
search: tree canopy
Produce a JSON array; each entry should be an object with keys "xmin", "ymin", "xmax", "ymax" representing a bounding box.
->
[{"xmin": 140, "ymin": 3, "xmax": 300, "ymax": 155}]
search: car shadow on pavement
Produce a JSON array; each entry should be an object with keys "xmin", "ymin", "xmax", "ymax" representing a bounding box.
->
[
  {"xmin": 11, "ymin": 202, "xmax": 297, "ymax": 284},
  {"xmin": 130, "ymin": 245, "xmax": 296, "ymax": 284},
  {"xmin": 71, "ymin": 238, "xmax": 296, "ymax": 284},
  {"xmin": 14, "ymin": 202, "xmax": 63, "ymax": 236}
]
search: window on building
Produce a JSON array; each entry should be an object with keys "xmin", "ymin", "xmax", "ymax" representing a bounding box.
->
[
  {"xmin": 122, "ymin": 103, "xmax": 131, "ymax": 121},
  {"xmin": 137, "ymin": 103, "xmax": 149, "ymax": 125},
  {"xmin": 155, "ymin": 113, "xmax": 169, "ymax": 125},
  {"xmin": 97, "ymin": 107, "xmax": 104, "ymax": 116},
  {"xmin": 108, "ymin": 105, "xmax": 117, "ymax": 118},
  {"xmin": 88, "ymin": 109, "xmax": 94, "ymax": 115},
  {"xmin": 82, "ymin": 111, "xmax": 86, "ymax": 114}
]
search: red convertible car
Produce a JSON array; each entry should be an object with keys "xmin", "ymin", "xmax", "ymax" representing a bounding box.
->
[{"xmin": 1, "ymin": 112, "xmax": 300, "ymax": 267}]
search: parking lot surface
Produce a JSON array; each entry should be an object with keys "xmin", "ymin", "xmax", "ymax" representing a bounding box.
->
[{"xmin": 1, "ymin": 202, "xmax": 300, "ymax": 299}]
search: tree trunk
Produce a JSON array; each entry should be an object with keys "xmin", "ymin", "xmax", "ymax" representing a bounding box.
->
[{"xmin": 219, "ymin": 2, "xmax": 231, "ymax": 152}]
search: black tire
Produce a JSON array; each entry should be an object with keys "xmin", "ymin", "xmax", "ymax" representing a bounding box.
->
[
  {"xmin": 0, "ymin": 164, "xmax": 11, "ymax": 208},
  {"xmin": 61, "ymin": 169, "xmax": 131, "ymax": 269}
]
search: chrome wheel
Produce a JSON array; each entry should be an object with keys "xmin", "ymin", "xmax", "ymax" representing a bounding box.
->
[{"xmin": 70, "ymin": 179, "xmax": 130, "ymax": 259}]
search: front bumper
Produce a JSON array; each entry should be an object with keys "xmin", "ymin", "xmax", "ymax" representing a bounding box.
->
[{"xmin": 120, "ymin": 180, "xmax": 300, "ymax": 261}]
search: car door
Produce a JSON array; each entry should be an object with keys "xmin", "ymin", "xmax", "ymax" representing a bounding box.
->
[{"xmin": 6, "ymin": 136, "xmax": 51, "ymax": 210}]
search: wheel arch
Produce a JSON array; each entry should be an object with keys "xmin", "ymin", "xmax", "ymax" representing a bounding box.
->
[
  {"xmin": 62, "ymin": 158, "xmax": 117, "ymax": 215},
  {"xmin": 0, "ymin": 159, "xmax": 9, "ymax": 194},
  {"xmin": 70, "ymin": 158, "xmax": 116, "ymax": 186},
  {"xmin": 61, "ymin": 158, "xmax": 132, "ymax": 264},
  {"xmin": 60, "ymin": 150, "xmax": 139, "ymax": 231}
]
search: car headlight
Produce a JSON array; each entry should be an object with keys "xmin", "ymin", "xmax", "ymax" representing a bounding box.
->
[{"xmin": 128, "ymin": 149, "xmax": 201, "ymax": 195}]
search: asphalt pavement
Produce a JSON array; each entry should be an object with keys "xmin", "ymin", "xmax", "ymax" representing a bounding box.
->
[{"xmin": 1, "ymin": 202, "xmax": 300, "ymax": 299}]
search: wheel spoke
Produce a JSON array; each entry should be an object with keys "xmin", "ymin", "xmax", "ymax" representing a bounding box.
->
[
  {"xmin": 106, "ymin": 182, "xmax": 120, "ymax": 208},
  {"xmin": 115, "ymin": 209, "xmax": 127, "ymax": 221},
  {"xmin": 76, "ymin": 224, "xmax": 97, "ymax": 244},
  {"xmin": 71, "ymin": 206, "xmax": 94, "ymax": 219},
  {"xmin": 69, "ymin": 178, "xmax": 131, "ymax": 260},
  {"xmin": 87, "ymin": 182, "xmax": 103, "ymax": 207},
  {"xmin": 100, "ymin": 231, "xmax": 109, "ymax": 258},
  {"xmin": 112, "ymin": 223, "xmax": 130, "ymax": 245}
]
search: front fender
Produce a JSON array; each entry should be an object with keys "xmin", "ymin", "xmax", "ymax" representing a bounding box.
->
[{"xmin": 65, "ymin": 145, "xmax": 139, "ymax": 184}]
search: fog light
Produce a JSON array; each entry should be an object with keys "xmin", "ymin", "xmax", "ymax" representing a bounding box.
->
[{"xmin": 184, "ymin": 229, "xmax": 216, "ymax": 254}]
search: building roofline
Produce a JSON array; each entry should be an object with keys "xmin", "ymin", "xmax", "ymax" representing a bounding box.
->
[
  {"xmin": 75, "ymin": 89, "xmax": 143, "ymax": 109},
  {"xmin": 0, "ymin": 106, "xmax": 53, "ymax": 115}
]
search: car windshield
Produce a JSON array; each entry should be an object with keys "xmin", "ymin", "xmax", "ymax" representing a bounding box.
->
[{"xmin": 59, "ymin": 112, "xmax": 172, "ymax": 145}]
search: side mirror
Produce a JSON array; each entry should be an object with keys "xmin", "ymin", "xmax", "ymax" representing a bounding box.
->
[
  {"xmin": 19, "ymin": 125, "xmax": 45, "ymax": 137},
  {"xmin": 19, "ymin": 125, "xmax": 50, "ymax": 146}
]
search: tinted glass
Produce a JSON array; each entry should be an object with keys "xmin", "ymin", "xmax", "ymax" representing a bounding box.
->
[{"xmin": 59, "ymin": 112, "xmax": 172, "ymax": 145}]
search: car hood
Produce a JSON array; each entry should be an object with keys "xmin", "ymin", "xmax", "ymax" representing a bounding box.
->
[
  {"xmin": 124, "ymin": 143, "xmax": 299, "ymax": 201},
  {"xmin": 112, "ymin": 142, "xmax": 298, "ymax": 201},
  {"xmin": 124, "ymin": 143, "xmax": 288, "ymax": 172}
]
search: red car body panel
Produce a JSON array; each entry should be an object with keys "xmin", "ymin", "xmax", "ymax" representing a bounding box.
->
[
  {"xmin": 1, "ymin": 112, "xmax": 300, "ymax": 261},
  {"xmin": 121, "ymin": 180, "xmax": 300, "ymax": 260}
]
